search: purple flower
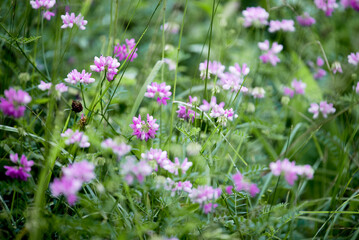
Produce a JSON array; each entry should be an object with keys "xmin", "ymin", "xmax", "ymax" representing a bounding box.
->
[
  {"xmin": 121, "ymin": 156, "xmax": 153, "ymax": 185},
  {"xmin": 258, "ymin": 40, "xmax": 283, "ymax": 66},
  {"xmin": 350, "ymin": 0, "xmax": 359, "ymax": 10},
  {"xmin": 0, "ymin": 88, "xmax": 31, "ymax": 118},
  {"xmin": 61, "ymin": 12, "xmax": 88, "ymax": 30},
  {"xmin": 61, "ymin": 129, "xmax": 90, "ymax": 148},
  {"xmin": 114, "ymin": 38, "xmax": 138, "ymax": 62},
  {"xmin": 312, "ymin": 57, "xmax": 327, "ymax": 79},
  {"xmin": 130, "ymin": 114, "xmax": 159, "ymax": 141},
  {"xmin": 296, "ymin": 12, "xmax": 316, "ymax": 26},
  {"xmin": 144, "ymin": 82, "xmax": 172, "ymax": 105},
  {"xmin": 348, "ymin": 52, "xmax": 359, "ymax": 66},
  {"xmin": 203, "ymin": 203, "xmax": 218, "ymax": 214},
  {"xmin": 4, "ymin": 153, "xmax": 34, "ymax": 181},
  {"xmin": 242, "ymin": 7, "xmax": 269, "ymax": 28},
  {"xmin": 199, "ymin": 60, "xmax": 225, "ymax": 80},
  {"xmin": 65, "ymin": 69, "xmax": 95, "ymax": 85},
  {"xmin": 315, "ymin": 0, "xmax": 338, "ymax": 16},
  {"xmin": 270, "ymin": 159, "xmax": 314, "ymax": 185},
  {"xmin": 90, "ymin": 56, "xmax": 120, "ymax": 81},
  {"xmin": 176, "ymin": 96, "xmax": 199, "ymax": 122},
  {"xmin": 102, "ymin": 138, "xmax": 131, "ymax": 159},
  {"xmin": 268, "ymin": 19, "xmax": 295, "ymax": 33},
  {"xmin": 283, "ymin": 87, "xmax": 295, "ymax": 98}
]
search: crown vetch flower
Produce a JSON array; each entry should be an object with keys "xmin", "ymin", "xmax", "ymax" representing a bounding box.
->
[
  {"xmin": 141, "ymin": 148, "xmax": 171, "ymax": 171},
  {"xmin": 319, "ymin": 101, "xmax": 336, "ymax": 118},
  {"xmin": 121, "ymin": 157, "xmax": 153, "ymax": 185},
  {"xmin": 218, "ymin": 63, "xmax": 250, "ymax": 93},
  {"xmin": 176, "ymin": 96, "xmax": 199, "ymax": 122},
  {"xmin": 315, "ymin": 0, "xmax": 338, "ymax": 16},
  {"xmin": 227, "ymin": 172, "xmax": 260, "ymax": 197},
  {"xmin": 199, "ymin": 60, "xmax": 225, "ymax": 80},
  {"xmin": 130, "ymin": 114, "xmax": 159, "ymax": 141},
  {"xmin": 242, "ymin": 7, "xmax": 269, "ymax": 27},
  {"xmin": 283, "ymin": 87, "xmax": 295, "ymax": 98},
  {"xmin": 268, "ymin": 19, "xmax": 295, "ymax": 32},
  {"xmin": 4, "ymin": 153, "xmax": 34, "ymax": 181},
  {"xmin": 0, "ymin": 88, "xmax": 31, "ymax": 118},
  {"xmin": 38, "ymin": 80, "xmax": 52, "ymax": 91},
  {"xmin": 102, "ymin": 138, "xmax": 131, "ymax": 159},
  {"xmin": 270, "ymin": 159, "xmax": 314, "ymax": 185},
  {"xmin": 114, "ymin": 38, "xmax": 138, "ymax": 62},
  {"xmin": 65, "ymin": 69, "xmax": 95, "ymax": 85},
  {"xmin": 291, "ymin": 79, "xmax": 306, "ymax": 95},
  {"xmin": 296, "ymin": 12, "xmax": 316, "ymax": 26},
  {"xmin": 63, "ymin": 161, "xmax": 95, "ymax": 182},
  {"xmin": 144, "ymin": 82, "xmax": 172, "ymax": 105},
  {"xmin": 308, "ymin": 103, "xmax": 320, "ymax": 119},
  {"xmin": 189, "ymin": 185, "xmax": 222, "ymax": 213},
  {"xmin": 30, "ymin": 0, "xmax": 56, "ymax": 9},
  {"xmin": 43, "ymin": 10, "xmax": 55, "ymax": 20},
  {"xmin": 251, "ymin": 87, "xmax": 266, "ymax": 98},
  {"xmin": 312, "ymin": 57, "xmax": 327, "ymax": 79},
  {"xmin": 350, "ymin": 0, "xmax": 359, "ymax": 10},
  {"xmin": 90, "ymin": 56, "xmax": 120, "ymax": 81},
  {"xmin": 348, "ymin": 52, "xmax": 359, "ymax": 66},
  {"xmin": 61, "ymin": 12, "xmax": 88, "ymax": 30},
  {"xmin": 61, "ymin": 129, "xmax": 90, "ymax": 148},
  {"xmin": 163, "ymin": 157, "xmax": 193, "ymax": 175},
  {"xmin": 258, "ymin": 40, "xmax": 283, "ymax": 66}
]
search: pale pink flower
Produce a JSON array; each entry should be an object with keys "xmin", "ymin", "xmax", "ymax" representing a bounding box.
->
[
  {"xmin": 270, "ymin": 159, "xmax": 314, "ymax": 185},
  {"xmin": 218, "ymin": 63, "xmax": 250, "ymax": 92},
  {"xmin": 30, "ymin": 0, "xmax": 56, "ymax": 9},
  {"xmin": 43, "ymin": 11, "xmax": 55, "ymax": 20},
  {"xmin": 356, "ymin": 82, "xmax": 359, "ymax": 93},
  {"xmin": 199, "ymin": 60, "xmax": 225, "ymax": 80},
  {"xmin": 251, "ymin": 87, "xmax": 265, "ymax": 98},
  {"xmin": 341, "ymin": 0, "xmax": 351, "ymax": 8},
  {"xmin": 163, "ymin": 58, "xmax": 176, "ymax": 71},
  {"xmin": 0, "ymin": 88, "xmax": 31, "ymax": 118},
  {"xmin": 61, "ymin": 12, "xmax": 87, "ymax": 30},
  {"xmin": 319, "ymin": 101, "xmax": 336, "ymax": 118},
  {"xmin": 62, "ymin": 161, "xmax": 95, "ymax": 182},
  {"xmin": 144, "ymin": 82, "xmax": 172, "ymax": 105},
  {"xmin": 291, "ymin": 79, "xmax": 306, "ymax": 95},
  {"xmin": 189, "ymin": 185, "xmax": 221, "ymax": 213},
  {"xmin": 296, "ymin": 12, "xmax": 316, "ymax": 26},
  {"xmin": 348, "ymin": 52, "xmax": 359, "ymax": 66},
  {"xmin": 61, "ymin": 129, "xmax": 90, "ymax": 148},
  {"xmin": 203, "ymin": 203, "xmax": 218, "ymax": 214},
  {"xmin": 164, "ymin": 157, "xmax": 193, "ymax": 175},
  {"xmin": 90, "ymin": 56, "xmax": 121, "ymax": 81},
  {"xmin": 4, "ymin": 153, "xmax": 34, "ymax": 181},
  {"xmin": 121, "ymin": 156, "xmax": 153, "ymax": 184},
  {"xmin": 200, "ymin": 96, "xmax": 224, "ymax": 112},
  {"xmin": 258, "ymin": 40, "xmax": 283, "ymax": 66},
  {"xmin": 242, "ymin": 7, "xmax": 269, "ymax": 27},
  {"xmin": 141, "ymin": 148, "xmax": 170, "ymax": 171},
  {"xmin": 229, "ymin": 172, "xmax": 259, "ymax": 197},
  {"xmin": 130, "ymin": 114, "xmax": 159, "ymax": 141},
  {"xmin": 55, "ymin": 83, "xmax": 68, "ymax": 93},
  {"xmin": 268, "ymin": 19, "xmax": 295, "ymax": 32},
  {"xmin": 38, "ymin": 80, "xmax": 52, "ymax": 91},
  {"xmin": 114, "ymin": 38, "xmax": 138, "ymax": 62},
  {"xmin": 101, "ymin": 138, "xmax": 131, "ymax": 158},
  {"xmin": 332, "ymin": 62, "xmax": 343, "ymax": 74},
  {"xmin": 312, "ymin": 57, "xmax": 327, "ymax": 79},
  {"xmin": 308, "ymin": 103, "xmax": 320, "ymax": 119},
  {"xmin": 65, "ymin": 69, "xmax": 95, "ymax": 85},
  {"xmin": 315, "ymin": 0, "xmax": 338, "ymax": 16},
  {"xmin": 283, "ymin": 87, "xmax": 294, "ymax": 98},
  {"xmin": 50, "ymin": 176, "xmax": 82, "ymax": 205}
]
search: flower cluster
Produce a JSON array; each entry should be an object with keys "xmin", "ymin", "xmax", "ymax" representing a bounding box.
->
[
  {"xmin": 30, "ymin": 0, "xmax": 56, "ymax": 20},
  {"xmin": 242, "ymin": 7, "xmax": 269, "ymax": 28},
  {"xmin": 268, "ymin": 19, "xmax": 295, "ymax": 32},
  {"xmin": 90, "ymin": 56, "xmax": 121, "ymax": 81},
  {"xmin": 164, "ymin": 157, "xmax": 193, "ymax": 175},
  {"xmin": 296, "ymin": 12, "xmax": 316, "ymax": 27},
  {"xmin": 217, "ymin": 63, "xmax": 250, "ymax": 93},
  {"xmin": 61, "ymin": 12, "xmax": 88, "ymax": 30},
  {"xmin": 38, "ymin": 81, "xmax": 68, "ymax": 98},
  {"xmin": 283, "ymin": 79, "xmax": 307, "ymax": 98},
  {"xmin": 258, "ymin": 40, "xmax": 283, "ymax": 66},
  {"xmin": 311, "ymin": 57, "xmax": 327, "ymax": 79},
  {"xmin": 130, "ymin": 114, "xmax": 159, "ymax": 141},
  {"xmin": 0, "ymin": 88, "xmax": 31, "ymax": 118},
  {"xmin": 308, "ymin": 101, "xmax": 336, "ymax": 119},
  {"xmin": 121, "ymin": 156, "xmax": 153, "ymax": 185},
  {"xmin": 177, "ymin": 96, "xmax": 199, "ymax": 122},
  {"xmin": 188, "ymin": 185, "xmax": 222, "ymax": 214},
  {"xmin": 226, "ymin": 172, "xmax": 260, "ymax": 197},
  {"xmin": 144, "ymin": 82, "xmax": 172, "ymax": 105},
  {"xmin": 141, "ymin": 148, "xmax": 171, "ymax": 171},
  {"xmin": 348, "ymin": 52, "xmax": 359, "ymax": 66},
  {"xmin": 101, "ymin": 138, "xmax": 131, "ymax": 159},
  {"xmin": 4, "ymin": 153, "xmax": 34, "ymax": 181},
  {"xmin": 199, "ymin": 96, "xmax": 238, "ymax": 126},
  {"xmin": 199, "ymin": 60, "xmax": 225, "ymax": 80},
  {"xmin": 165, "ymin": 178, "xmax": 193, "ymax": 196},
  {"xmin": 50, "ymin": 161, "xmax": 95, "ymax": 205},
  {"xmin": 114, "ymin": 38, "xmax": 138, "ymax": 62},
  {"xmin": 314, "ymin": 0, "xmax": 338, "ymax": 16},
  {"xmin": 61, "ymin": 129, "xmax": 90, "ymax": 148},
  {"xmin": 64, "ymin": 69, "xmax": 95, "ymax": 85},
  {"xmin": 251, "ymin": 87, "xmax": 266, "ymax": 99},
  {"xmin": 270, "ymin": 159, "xmax": 314, "ymax": 185}
]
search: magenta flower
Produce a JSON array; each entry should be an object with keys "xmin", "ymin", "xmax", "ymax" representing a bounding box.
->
[
  {"xmin": 121, "ymin": 157, "xmax": 153, "ymax": 185},
  {"xmin": 283, "ymin": 87, "xmax": 295, "ymax": 98},
  {"xmin": 227, "ymin": 172, "xmax": 260, "ymax": 197},
  {"xmin": 199, "ymin": 60, "xmax": 225, "ymax": 80},
  {"xmin": 217, "ymin": 63, "xmax": 250, "ymax": 93},
  {"xmin": 312, "ymin": 57, "xmax": 327, "ymax": 79},
  {"xmin": 268, "ymin": 19, "xmax": 295, "ymax": 32},
  {"xmin": 0, "ymin": 88, "xmax": 31, "ymax": 118},
  {"xmin": 348, "ymin": 52, "xmax": 359, "ymax": 66},
  {"xmin": 61, "ymin": 129, "xmax": 90, "ymax": 148},
  {"xmin": 144, "ymin": 82, "xmax": 172, "ymax": 105},
  {"xmin": 296, "ymin": 12, "xmax": 316, "ymax": 26},
  {"xmin": 90, "ymin": 56, "xmax": 120, "ymax": 81},
  {"xmin": 203, "ymin": 203, "xmax": 218, "ymax": 214},
  {"xmin": 258, "ymin": 40, "xmax": 283, "ymax": 66},
  {"xmin": 176, "ymin": 96, "xmax": 199, "ymax": 122},
  {"xmin": 315, "ymin": 0, "xmax": 338, "ymax": 16},
  {"xmin": 114, "ymin": 38, "xmax": 138, "ymax": 62},
  {"xmin": 242, "ymin": 7, "xmax": 269, "ymax": 28},
  {"xmin": 160, "ymin": 22, "xmax": 180, "ymax": 34},
  {"xmin": 209, "ymin": 104, "xmax": 238, "ymax": 126},
  {"xmin": 4, "ymin": 153, "xmax": 34, "ymax": 181},
  {"xmin": 350, "ymin": 0, "xmax": 359, "ymax": 10},
  {"xmin": 270, "ymin": 159, "xmax": 314, "ymax": 185},
  {"xmin": 101, "ymin": 138, "xmax": 131, "ymax": 159},
  {"xmin": 65, "ymin": 69, "xmax": 95, "ymax": 85},
  {"xmin": 61, "ymin": 12, "xmax": 88, "ymax": 30},
  {"xmin": 130, "ymin": 114, "xmax": 159, "ymax": 141}
]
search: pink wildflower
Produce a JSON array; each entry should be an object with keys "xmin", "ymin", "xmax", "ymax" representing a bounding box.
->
[
  {"xmin": 312, "ymin": 57, "xmax": 327, "ymax": 79},
  {"xmin": 348, "ymin": 52, "xmax": 359, "ymax": 66},
  {"xmin": 315, "ymin": 0, "xmax": 338, "ymax": 16},
  {"xmin": 50, "ymin": 176, "xmax": 82, "ymax": 205},
  {"xmin": 203, "ymin": 203, "xmax": 218, "ymax": 214},
  {"xmin": 114, "ymin": 38, "xmax": 138, "ymax": 62},
  {"xmin": 62, "ymin": 161, "xmax": 95, "ymax": 182},
  {"xmin": 163, "ymin": 58, "xmax": 176, "ymax": 71},
  {"xmin": 332, "ymin": 62, "xmax": 343, "ymax": 74},
  {"xmin": 218, "ymin": 63, "xmax": 250, "ymax": 93},
  {"xmin": 141, "ymin": 148, "xmax": 171, "ymax": 170},
  {"xmin": 270, "ymin": 159, "xmax": 314, "ymax": 185},
  {"xmin": 164, "ymin": 157, "xmax": 193, "ymax": 175},
  {"xmin": 176, "ymin": 96, "xmax": 199, "ymax": 122},
  {"xmin": 296, "ymin": 12, "xmax": 316, "ymax": 26},
  {"xmin": 356, "ymin": 82, "xmax": 359, "ymax": 93},
  {"xmin": 189, "ymin": 185, "xmax": 222, "ymax": 213},
  {"xmin": 101, "ymin": 138, "xmax": 131, "ymax": 159},
  {"xmin": 130, "ymin": 114, "xmax": 159, "ymax": 141},
  {"xmin": 291, "ymin": 79, "xmax": 306, "ymax": 95},
  {"xmin": 319, "ymin": 101, "xmax": 336, "ymax": 118},
  {"xmin": 38, "ymin": 80, "xmax": 52, "ymax": 91},
  {"xmin": 90, "ymin": 56, "xmax": 121, "ymax": 81},
  {"xmin": 144, "ymin": 82, "xmax": 172, "ymax": 105},
  {"xmin": 308, "ymin": 103, "xmax": 320, "ymax": 119},
  {"xmin": 200, "ymin": 96, "xmax": 224, "ymax": 112},
  {"xmin": 283, "ymin": 87, "xmax": 295, "ymax": 98},
  {"xmin": 350, "ymin": 0, "xmax": 359, "ymax": 10},
  {"xmin": 258, "ymin": 40, "xmax": 283, "ymax": 66},
  {"xmin": 161, "ymin": 22, "xmax": 180, "ymax": 34},
  {"xmin": 30, "ymin": 0, "xmax": 56, "ymax": 9},
  {"xmin": 55, "ymin": 83, "xmax": 68, "ymax": 93},
  {"xmin": 4, "ymin": 153, "xmax": 34, "ymax": 181},
  {"xmin": 61, "ymin": 12, "xmax": 88, "ymax": 30},
  {"xmin": 229, "ymin": 172, "xmax": 260, "ymax": 197},
  {"xmin": 121, "ymin": 157, "xmax": 153, "ymax": 185},
  {"xmin": 43, "ymin": 11, "xmax": 55, "ymax": 20},
  {"xmin": 242, "ymin": 7, "xmax": 269, "ymax": 27},
  {"xmin": 199, "ymin": 60, "xmax": 225, "ymax": 80},
  {"xmin": 65, "ymin": 69, "xmax": 95, "ymax": 85},
  {"xmin": 341, "ymin": 0, "xmax": 351, "ymax": 8},
  {"xmin": 61, "ymin": 129, "xmax": 90, "ymax": 148},
  {"xmin": 268, "ymin": 19, "xmax": 295, "ymax": 32},
  {"xmin": 0, "ymin": 88, "xmax": 31, "ymax": 118}
]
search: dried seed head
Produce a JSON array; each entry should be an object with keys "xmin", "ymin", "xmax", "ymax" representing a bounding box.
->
[{"xmin": 72, "ymin": 100, "xmax": 83, "ymax": 113}]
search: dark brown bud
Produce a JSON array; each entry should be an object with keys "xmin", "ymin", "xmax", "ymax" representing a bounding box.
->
[{"xmin": 72, "ymin": 100, "xmax": 83, "ymax": 113}]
